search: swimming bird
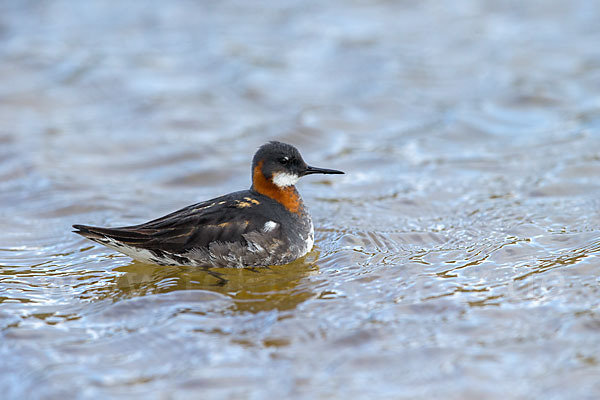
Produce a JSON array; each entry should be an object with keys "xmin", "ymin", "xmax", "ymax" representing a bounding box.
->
[{"xmin": 73, "ymin": 141, "xmax": 344, "ymax": 267}]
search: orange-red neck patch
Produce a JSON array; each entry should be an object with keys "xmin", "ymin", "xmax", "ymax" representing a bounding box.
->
[{"xmin": 252, "ymin": 161, "xmax": 302, "ymax": 214}]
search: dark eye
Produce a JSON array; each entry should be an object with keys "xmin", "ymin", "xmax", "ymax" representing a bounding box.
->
[{"xmin": 279, "ymin": 157, "xmax": 290, "ymax": 165}]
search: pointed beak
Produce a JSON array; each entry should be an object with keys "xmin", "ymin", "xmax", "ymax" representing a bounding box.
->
[{"xmin": 302, "ymin": 165, "xmax": 345, "ymax": 176}]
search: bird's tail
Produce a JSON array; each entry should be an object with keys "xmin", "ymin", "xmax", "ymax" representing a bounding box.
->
[{"xmin": 72, "ymin": 224, "xmax": 149, "ymax": 245}]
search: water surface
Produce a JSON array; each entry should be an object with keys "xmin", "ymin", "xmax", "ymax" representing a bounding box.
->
[{"xmin": 1, "ymin": 0, "xmax": 600, "ymax": 398}]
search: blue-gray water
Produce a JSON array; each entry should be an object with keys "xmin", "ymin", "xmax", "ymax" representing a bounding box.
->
[{"xmin": 1, "ymin": 1, "xmax": 600, "ymax": 398}]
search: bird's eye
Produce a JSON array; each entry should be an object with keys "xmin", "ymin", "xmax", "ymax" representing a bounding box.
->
[{"xmin": 279, "ymin": 157, "xmax": 290, "ymax": 165}]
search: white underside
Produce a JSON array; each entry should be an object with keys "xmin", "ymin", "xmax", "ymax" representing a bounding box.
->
[
  {"xmin": 99, "ymin": 237, "xmax": 188, "ymax": 265},
  {"xmin": 102, "ymin": 239, "xmax": 155, "ymax": 262}
]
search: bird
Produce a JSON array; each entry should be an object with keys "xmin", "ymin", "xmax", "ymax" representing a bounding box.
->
[{"xmin": 73, "ymin": 141, "xmax": 344, "ymax": 268}]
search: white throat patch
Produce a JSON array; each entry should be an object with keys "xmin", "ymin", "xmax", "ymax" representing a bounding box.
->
[{"xmin": 272, "ymin": 172, "xmax": 300, "ymax": 187}]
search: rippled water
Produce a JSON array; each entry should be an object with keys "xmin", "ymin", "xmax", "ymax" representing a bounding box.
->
[{"xmin": 1, "ymin": 0, "xmax": 600, "ymax": 398}]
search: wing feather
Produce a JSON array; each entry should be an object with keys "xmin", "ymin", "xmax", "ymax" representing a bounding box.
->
[{"xmin": 73, "ymin": 191, "xmax": 273, "ymax": 254}]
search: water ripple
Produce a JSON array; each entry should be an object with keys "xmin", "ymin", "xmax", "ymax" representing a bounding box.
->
[{"xmin": 2, "ymin": 0, "xmax": 600, "ymax": 398}]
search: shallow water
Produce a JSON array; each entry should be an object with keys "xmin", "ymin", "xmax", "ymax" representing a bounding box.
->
[{"xmin": 1, "ymin": 0, "xmax": 600, "ymax": 398}]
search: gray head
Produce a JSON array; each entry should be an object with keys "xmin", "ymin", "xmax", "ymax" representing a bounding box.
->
[{"xmin": 251, "ymin": 141, "xmax": 344, "ymax": 188}]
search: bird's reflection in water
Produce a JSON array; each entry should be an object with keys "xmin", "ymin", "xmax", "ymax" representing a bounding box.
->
[{"xmin": 84, "ymin": 250, "xmax": 321, "ymax": 313}]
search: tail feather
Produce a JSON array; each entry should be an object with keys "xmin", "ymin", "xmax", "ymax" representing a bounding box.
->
[{"xmin": 72, "ymin": 224, "xmax": 150, "ymax": 244}]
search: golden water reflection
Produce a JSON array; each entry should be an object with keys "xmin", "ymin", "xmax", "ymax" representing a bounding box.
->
[{"xmin": 81, "ymin": 252, "xmax": 322, "ymax": 313}]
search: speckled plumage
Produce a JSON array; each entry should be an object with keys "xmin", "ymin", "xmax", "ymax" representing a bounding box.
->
[{"xmin": 73, "ymin": 141, "xmax": 342, "ymax": 267}]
